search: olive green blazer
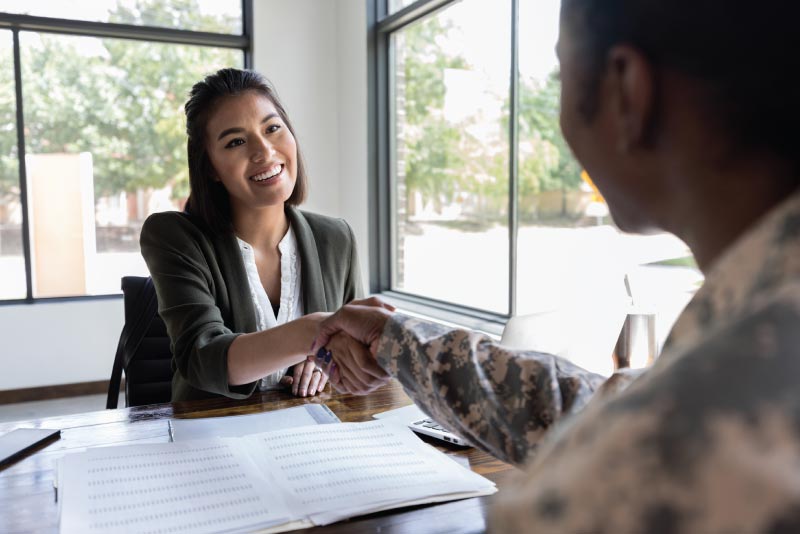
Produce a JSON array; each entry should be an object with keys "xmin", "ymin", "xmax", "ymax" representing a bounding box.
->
[{"xmin": 139, "ymin": 207, "xmax": 363, "ymax": 402}]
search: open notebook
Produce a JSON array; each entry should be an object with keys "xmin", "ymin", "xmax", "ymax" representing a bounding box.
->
[{"xmin": 58, "ymin": 420, "xmax": 496, "ymax": 533}]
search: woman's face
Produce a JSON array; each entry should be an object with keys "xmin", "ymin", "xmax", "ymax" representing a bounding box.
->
[{"xmin": 205, "ymin": 91, "xmax": 298, "ymax": 214}]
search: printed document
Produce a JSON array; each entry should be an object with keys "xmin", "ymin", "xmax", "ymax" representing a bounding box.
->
[
  {"xmin": 59, "ymin": 420, "xmax": 496, "ymax": 533},
  {"xmin": 59, "ymin": 439, "xmax": 291, "ymax": 533}
]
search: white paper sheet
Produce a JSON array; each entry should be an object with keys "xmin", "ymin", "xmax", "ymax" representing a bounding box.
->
[
  {"xmin": 242, "ymin": 420, "xmax": 496, "ymax": 525},
  {"xmin": 59, "ymin": 439, "xmax": 290, "ymax": 534},
  {"xmin": 169, "ymin": 404, "xmax": 340, "ymax": 442},
  {"xmin": 372, "ymin": 403, "xmax": 426, "ymax": 423}
]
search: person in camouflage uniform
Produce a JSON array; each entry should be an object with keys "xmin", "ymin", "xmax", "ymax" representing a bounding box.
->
[{"xmin": 312, "ymin": 0, "xmax": 800, "ymax": 531}]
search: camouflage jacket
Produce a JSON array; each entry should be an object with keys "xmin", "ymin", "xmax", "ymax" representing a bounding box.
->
[{"xmin": 376, "ymin": 189, "xmax": 800, "ymax": 533}]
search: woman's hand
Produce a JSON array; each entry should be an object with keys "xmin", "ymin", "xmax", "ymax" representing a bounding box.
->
[
  {"xmin": 278, "ymin": 310, "xmax": 333, "ymax": 396},
  {"xmin": 281, "ymin": 360, "xmax": 328, "ymax": 397}
]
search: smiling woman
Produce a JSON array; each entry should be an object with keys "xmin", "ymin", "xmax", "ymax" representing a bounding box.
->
[
  {"xmin": 207, "ymin": 93, "xmax": 299, "ymax": 217},
  {"xmin": 139, "ymin": 68, "xmax": 372, "ymax": 403}
]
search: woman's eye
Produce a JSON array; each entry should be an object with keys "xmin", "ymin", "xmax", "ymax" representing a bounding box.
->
[
  {"xmin": 224, "ymin": 138, "xmax": 245, "ymax": 149},
  {"xmin": 266, "ymin": 124, "xmax": 281, "ymax": 134}
]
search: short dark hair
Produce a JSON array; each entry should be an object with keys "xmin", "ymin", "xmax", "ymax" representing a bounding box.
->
[
  {"xmin": 562, "ymin": 0, "xmax": 800, "ymax": 164},
  {"xmin": 184, "ymin": 68, "xmax": 308, "ymax": 233}
]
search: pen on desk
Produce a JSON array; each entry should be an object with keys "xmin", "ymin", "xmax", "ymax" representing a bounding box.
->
[{"xmin": 1, "ymin": 427, "xmax": 61, "ymax": 504}]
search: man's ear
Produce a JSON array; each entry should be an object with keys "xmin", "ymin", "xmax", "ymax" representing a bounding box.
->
[{"xmin": 606, "ymin": 45, "xmax": 656, "ymax": 152}]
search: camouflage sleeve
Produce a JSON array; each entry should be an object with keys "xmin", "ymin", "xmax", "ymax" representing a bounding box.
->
[{"xmin": 375, "ymin": 314, "xmax": 607, "ymax": 465}]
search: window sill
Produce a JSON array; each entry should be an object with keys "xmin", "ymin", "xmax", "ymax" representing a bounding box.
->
[{"xmin": 372, "ymin": 291, "xmax": 506, "ymax": 338}]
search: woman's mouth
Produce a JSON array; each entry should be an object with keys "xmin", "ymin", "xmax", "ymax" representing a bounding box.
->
[{"xmin": 250, "ymin": 164, "xmax": 283, "ymax": 182}]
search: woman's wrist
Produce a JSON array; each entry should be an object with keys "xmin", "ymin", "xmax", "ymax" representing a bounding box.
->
[
  {"xmin": 227, "ymin": 314, "xmax": 331, "ymax": 385},
  {"xmin": 302, "ymin": 312, "xmax": 331, "ymax": 339}
]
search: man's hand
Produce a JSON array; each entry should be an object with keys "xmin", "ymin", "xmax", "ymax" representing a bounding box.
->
[
  {"xmin": 322, "ymin": 332, "xmax": 389, "ymax": 394},
  {"xmin": 309, "ymin": 297, "xmax": 396, "ymax": 395},
  {"xmin": 310, "ymin": 298, "xmax": 395, "ymax": 356}
]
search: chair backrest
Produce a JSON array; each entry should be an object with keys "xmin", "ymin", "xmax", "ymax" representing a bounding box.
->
[{"xmin": 106, "ymin": 276, "xmax": 173, "ymax": 408}]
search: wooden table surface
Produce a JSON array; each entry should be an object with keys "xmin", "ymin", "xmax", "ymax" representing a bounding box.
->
[{"xmin": 0, "ymin": 381, "xmax": 515, "ymax": 533}]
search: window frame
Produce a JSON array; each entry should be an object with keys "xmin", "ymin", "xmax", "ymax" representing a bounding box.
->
[
  {"xmin": 368, "ymin": 0, "xmax": 520, "ymax": 333},
  {"xmin": 0, "ymin": 1, "xmax": 252, "ymax": 305}
]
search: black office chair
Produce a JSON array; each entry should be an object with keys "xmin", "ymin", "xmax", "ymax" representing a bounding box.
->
[{"xmin": 106, "ymin": 276, "xmax": 173, "ymax": 408}]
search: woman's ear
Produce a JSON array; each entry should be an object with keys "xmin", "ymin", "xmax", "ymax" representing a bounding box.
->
[{"xmin": 606, "ymin": 45, "xmax": 656, "ymax": 152}]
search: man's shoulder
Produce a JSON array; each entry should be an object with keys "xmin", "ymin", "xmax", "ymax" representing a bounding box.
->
[
  {"xmin": 627, "ymin": 286, "xmax": 800, "ymax": 407},
  {"xmin": 496, "ymin": 287, "xmax": 800, "ymax": 533},
  {"xmin": 683, "ymin": 284, "xmax": 800, "ymax": 371}
]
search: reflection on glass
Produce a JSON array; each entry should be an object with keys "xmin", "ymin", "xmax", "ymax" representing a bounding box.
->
[
  {"xmin": 392, "ymin": 0, "xmax": 511, "ymax": 313},
  {"xmin": 388, "ymin": 0, "xmax": 418, "ymax": 14},
  {"xmin": 0, "ymin": 31, "xmax": 25, "ymax": 300},
  {"xmin": 515, "ymin": 0, "xmax": 701, "ymax": 374},
  {"xmin": 20, "ymin": 32, "xmax": 242, "ymax": 297},
  {"xmin": 0, "ymin": 0, "xmax": 242, "ymax": 34}
]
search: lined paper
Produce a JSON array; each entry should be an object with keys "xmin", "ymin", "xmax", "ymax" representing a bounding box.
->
[
  {"xmin": 243, "ymin": 420, "xmax": 496, "ymax": 525},
  {"xmin": 59, "ymin": 439, "xmax": 289, "ymax": 534}
]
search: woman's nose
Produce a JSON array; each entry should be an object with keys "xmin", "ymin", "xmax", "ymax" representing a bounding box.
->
[{"xmin": 250, "ymin": 136, "xmax": 275, "ymax": 162}]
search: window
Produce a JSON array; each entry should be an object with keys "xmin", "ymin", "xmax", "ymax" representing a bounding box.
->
[
  {"xmin": 391, "ymin": 0, "xmax": 511, "ymax": 314},
  {"xmin": 0, "ymin": 1, "xmax": 248, "ymax": 301},
  {"xmin": 388, "ymin": 0, "xmax": 418, "ymax": 14},
  {"xmin": 370, "ymin": 0, "xmax": 702, "ymax": 370},
  {"xmin": 0, "ymin": 30, "xmax": 23, "ymax": 300},
  {"xmin": 0, "ymin": 0, "xmax": 242, "ymax": 34}
]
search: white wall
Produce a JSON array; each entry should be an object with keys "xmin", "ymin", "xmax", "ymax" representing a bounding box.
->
[
  {"xmin": 0, "ymin": 299, "xmax": 123, "ymax": 390},
  {"xmin": 334, "ymin": 0, "xmax": 370, "ymax": 288},
  {"xmin": 0, "ymin": 1, "xmax": 370, "ymax": 391}
]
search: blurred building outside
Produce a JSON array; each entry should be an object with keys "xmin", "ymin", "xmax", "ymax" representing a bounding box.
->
[{"xmin": 0, "ymin": 152, "xmax": 182, "ymax": 298}]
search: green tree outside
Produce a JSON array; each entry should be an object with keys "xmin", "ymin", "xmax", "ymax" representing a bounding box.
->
[
  {"xmin": 0, "ymin": 0, "xmax": 241, "ymax": 211},
  {"xmin": 400, "ymin": 17, "xmax": 581, "ymax": 223},
  {"xmin": 400, "ymin": 16, "xmax": 469, "ymax": 215},
  {"xmin": 518, "ymin": 70, "xmax": 582, "ymax": 194}
]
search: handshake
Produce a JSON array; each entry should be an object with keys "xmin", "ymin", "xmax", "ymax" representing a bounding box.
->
[{"xmin": 306, "ymin": 297, "xmax": 397, "ymax": 395}]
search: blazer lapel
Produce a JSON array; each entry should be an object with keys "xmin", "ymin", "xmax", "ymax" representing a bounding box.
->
[
  {"xmin": 287, "ymin": 206, "xmax": 328, "ymax": 313},
  {"xmin": 212, "ymin": 230, "xmax": 258, "ymax": 333}
]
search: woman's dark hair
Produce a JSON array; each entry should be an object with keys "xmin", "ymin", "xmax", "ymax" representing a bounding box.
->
[
  {"xmin": 561, "ymin": 0, "xmax": 800, "ymax": 163},
  {"xmin": 184, "ymin": 68, "xmax": 308, "ymax": 233}
]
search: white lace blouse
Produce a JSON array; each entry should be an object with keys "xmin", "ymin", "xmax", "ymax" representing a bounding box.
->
[{"xmin": 236, "ymin": 224, "xmax": 304, "ymax": 390}]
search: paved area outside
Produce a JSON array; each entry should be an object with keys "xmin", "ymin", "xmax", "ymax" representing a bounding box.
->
[{"xmin": 399, "ymin": 223, "xmax": 703, "ymax": 374}]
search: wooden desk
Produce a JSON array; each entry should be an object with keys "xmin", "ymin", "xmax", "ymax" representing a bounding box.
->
[{"xmin": 0, "ymin": 381, "xmax": 514, "ymax": 533}]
